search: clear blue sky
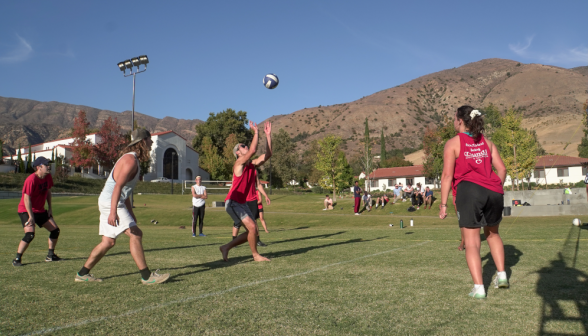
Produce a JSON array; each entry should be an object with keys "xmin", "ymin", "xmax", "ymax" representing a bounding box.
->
[{"xmin": 1, "ymin": 1, "xmax": 586, "ymax": 124}]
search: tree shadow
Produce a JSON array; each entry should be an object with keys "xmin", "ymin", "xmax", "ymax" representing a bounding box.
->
[
  {"xmin": 165, "ymin": 236, "xmax": 389, "ymax": 281},
  {"xmin": 267, "ymin": 231, "xmax": 347, "ymax": 245},
  {"xmin": 536, "ymin": 252, "xmax": 588, "ymax": 335},
  {"xmin": 481, "ymin": 244, "xmax": 523, "ymax": 292}
]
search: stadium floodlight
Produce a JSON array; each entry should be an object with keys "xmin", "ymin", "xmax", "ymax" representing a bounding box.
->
[
  {"xmin": 139, "ymin": 55, "xmax": 149, "ymax": 65},
  {"xmin": 131, "ymin": 57, "xmax": 140, "ymax": 67},
  {"xmin": 116, "ymin": 55, "xmax": 149, "ymax": 134}
]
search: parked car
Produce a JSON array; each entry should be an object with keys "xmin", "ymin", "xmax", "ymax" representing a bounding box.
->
[{"xmin": 150, "ymin": 177, "xmax": 171, "ymax": 183}]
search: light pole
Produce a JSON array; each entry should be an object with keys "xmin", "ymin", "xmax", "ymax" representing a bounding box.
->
[
  {"xmin": 117, "ymin": 55, "xmax": 149, "ymax": 131},
  {"xmin": 171, "ymin": 152, "xmax": 176, "ymax": 195}
]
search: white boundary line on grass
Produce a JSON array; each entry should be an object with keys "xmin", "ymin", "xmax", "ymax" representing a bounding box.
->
[{"xmin": 20, "ymin": 241, "xmax": 432, "ymax": 336}]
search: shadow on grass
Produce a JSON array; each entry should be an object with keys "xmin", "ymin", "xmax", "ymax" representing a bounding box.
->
[
  {"xmin": 165, "ymin": 236, "xmax": 389, "ymax": 281},
  {"xmin": 267, "ymin": 231, "xmax": 347, "ymax": 245},
  {"xmin": 275, "ymin": 226, "xmax": 310, "ymax": 232},
  {"xmin": 481, "ymin": 244, "xmax": 523, "ymax": 292}
]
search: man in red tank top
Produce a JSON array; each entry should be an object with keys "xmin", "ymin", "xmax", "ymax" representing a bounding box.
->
[
  {"xmin": 220, "ymin": 121, "xmax": 272, "ymax": 262},
  {"xmin": 439, "ymin": 105, "xmax": 509, "ymax": 299}
]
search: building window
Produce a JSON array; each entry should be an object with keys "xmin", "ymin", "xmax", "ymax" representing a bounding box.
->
[
  {"xmin": 534, "ymin": 169, "xmax": 545, "ymax": 178},
  {"xmin": 583, "ymin": 166, "xmax": 588, "ymax": 176},
  {"xmin": 425, "ymin": 177, "xmax": 435, "ymax": 184},
  {"xmin": 406, "ymin": 178, "xmax": 413, "ymax": 186},
  {"xmin": 370, "ymin": 180, "xmax": 379, "ymax": 188},
  {"xmin": 557, "ymin": 168, "xmax": 569, "ymax": 177},
  {"xmin": 387, "ymin": 179, "xmax": 396, "ymax": 187}
]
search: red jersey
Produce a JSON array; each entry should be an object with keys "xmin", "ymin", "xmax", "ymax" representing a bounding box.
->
[
  {"xmin": 452, "ymin": 133, "xmax": 503, "ymax": 196},
  {"xmin": 18, "ymin": 173, "xmax": 54, "ymax": 213},
  {"xmin": 225, "ymin": 162, "xmax": 256, "ymax": 204},
  {"xmin": 246, "ymin": 170, "xmax": 259, "ymax": 202}
]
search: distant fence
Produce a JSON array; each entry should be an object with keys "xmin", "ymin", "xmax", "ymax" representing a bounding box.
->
[{"xmin": 0, "ymin": 190, "xmax": 98, "ymax": 200}]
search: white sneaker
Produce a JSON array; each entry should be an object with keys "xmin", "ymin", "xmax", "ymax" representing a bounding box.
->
[
  {"xmin": 322, "ymin": 208, "xmax": 327, "ymax": 211},
  {"xmin": 494, "ymin": 273, "xmax": 509, "ymax": 288},
  {"xmin": 355, "ymin": 213, "xmax": 360, "ymax": 216},
  {"xmin": 468, "ymin": 287, "xmax": 486, "ymax": 299}
]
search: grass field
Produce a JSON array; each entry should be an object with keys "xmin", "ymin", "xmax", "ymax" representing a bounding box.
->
[{"xmin": 1, "ymin": 194, "xmax": 587, "ymax": 335}]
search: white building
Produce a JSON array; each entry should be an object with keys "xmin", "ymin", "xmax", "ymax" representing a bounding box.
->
[
  {"xmin": 504, "ymin": 155, "xmax": 588, "ymax": 187},
  {"xmin": 364, "ymin": 165, "xmax": 435, "ymax": 192},
  {"xmin": 2, "ymin": 130, "xmax": 210, "ymax": 181}
]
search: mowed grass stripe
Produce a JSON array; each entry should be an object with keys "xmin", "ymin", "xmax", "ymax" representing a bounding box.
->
[{"xmin": 21, "ymin": 241, "xmax": 431, "ymax": 336}]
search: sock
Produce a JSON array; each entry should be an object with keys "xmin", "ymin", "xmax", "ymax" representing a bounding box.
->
[
  {"xmin": 232, "ymin": 235, "xmax": 237, "ymax": 240},
  {"xmin": 48, "ymin": 249, "xmax": 55, "ymax": 257},
  {"xmin": 15, "ymin": 253, "xmax": 23, "ymax": 261},
  {"xmin": 497, "ymin": 271, "xmax": 507, "ymax": 279},
  {"xmin": 474, "ymin": 284, "xmax": 485, "ymax": 293},
  {"xmin": 140, "ymin": 268, "xmax": 151, "ymax": 280},
  {"xmin": 78, "ymin": 266, "xmax": 90, "ymax": 277}
]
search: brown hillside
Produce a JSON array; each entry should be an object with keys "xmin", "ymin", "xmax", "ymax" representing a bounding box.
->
[
  {"xmin": 0, "ymin": 97, "xmax": 202, "ymax": 156},
  {"xmin": 264, "ymin": 58, "xmax": 587, "ymax": 160}
]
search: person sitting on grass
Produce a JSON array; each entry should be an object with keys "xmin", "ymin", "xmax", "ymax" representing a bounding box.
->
[
  {"xmin": 393, "ymin": 183, "xmax": 402, "ymax": 203},
  {"xmin": 403, "ymin": 183, "xmax": 414, "ymax": 202},
  {"xmin": 414, "ymin": 182, "xmax": 424, "ymax": 209},
  {"xmin": 362, "ymin": 191, "xmax": 372, "ymax": 212},
  {"xmin": 323, "ymin": 195, "xmax": 334, "ymax": 210},
  {"xmin": 423, "ymin": 186, "xmax": 434, "ymax": 209},
  {"xmin": 375, "ymin": 194, "xmax": 389, "ymax": 209}
]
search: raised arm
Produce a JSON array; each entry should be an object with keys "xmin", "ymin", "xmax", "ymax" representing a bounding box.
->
[
  {"xmin": 252, "ymin": 122, "xmax": 272, "ymax": 167},
  {"xmin": 235, "ymin": 121, "xmax": 259, "ymax": 167}
]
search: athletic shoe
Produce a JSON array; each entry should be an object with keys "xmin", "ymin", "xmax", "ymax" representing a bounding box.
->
[
  {"xmin": 494, "ymin": 275, "xmax": 509, "ymax": 289},
  {"xmin": 417, "ymin": 207, "xmax": 420, "ymax": 210},
  {"xmin": 45, "ymin": 254, "xmax": 62, "ymax": 262},
  {"xmin": 199, "ymin": 233, "xmax": 206, "ymax": 237},
  {"xmin": 257, "ymin": 240, "xmax": 267, "ymax": 247},
  {"xmin": 192, "ymin": 233, "xmax": 196, "ymax": 237},
  {"xmin": 141, "ymin": 269, "xmax": 170, "ymax": 285},
  {"xmin": 355, "ymin": 213, "xmax": 360, "ymax": 216},
  {"xmin": 468, "ymin": 287, "xmax": 486, "ymax": 299},
  {"xmin": 12, "ymin": 259, "xmax": 23, "ymax": 267},
  {"xmin": 75, "ymin": 273, "xmax": 103, "ymax": 282},
  {"xmin": 322, "ymin": 208, "xmax": 327, "ymax": 211}
]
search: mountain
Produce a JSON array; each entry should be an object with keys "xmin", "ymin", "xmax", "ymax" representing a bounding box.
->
[
  {"xmin": 0, "ymin": 97, "xmax": 203, "ymax": 156},
  {"xmin": 263, "ymin": 58, "xmax": 588, "ymax": 161}
]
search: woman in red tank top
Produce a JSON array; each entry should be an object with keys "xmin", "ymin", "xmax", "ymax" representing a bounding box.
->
[{"xmin": 439, "ymin": 105, "xmax": 509, "ymax": 299}]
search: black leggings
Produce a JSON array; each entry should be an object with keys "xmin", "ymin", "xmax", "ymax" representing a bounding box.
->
[{"xmin": 192, "ymin": 205, "xmax": 205, "ymax": 234}]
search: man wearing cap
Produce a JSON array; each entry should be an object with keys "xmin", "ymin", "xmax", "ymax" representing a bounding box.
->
[
  {"xmin": 219, "ymin": 121, "xmax": 272, "ymax": 262},
  {"xmin": 75, "ymin": 128, "xmax": 170, "ymax": 284},
  {"xmin": 13, "ymin": 156, "xmax": 62, "ymax": 266}
]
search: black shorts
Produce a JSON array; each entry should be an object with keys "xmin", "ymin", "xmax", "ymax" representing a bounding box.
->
[
  {"xmin": 247, "ymin": 200, "xmax": 260, "ymax": 220},
  {"xmin": 258, "ymin": 205, "xmax": 264, "ymax": 213},
  {"xmin": 18, "ymin": 211, "xmax": 51, "ymax": 228},
  {"xmin": 455, "ymin": 181, "xmax": 504, "ymax": 228}
]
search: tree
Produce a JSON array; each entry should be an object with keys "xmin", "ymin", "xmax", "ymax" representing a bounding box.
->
[
  {"xmin": 26, "ymin": 144, "xmax": 33, "ymax": 173},
  {"xmin": 578, "ymin": 101, "xmax": 588, "ymax": 158},
  {"xmin": 380, "ymin": 129, "xmax": 387, "ymax": 162},
  {"xmin": 93, "ymin": 116, "xmax": 126, "ymax": 169},
  {"xmin": 199, "ymin": 136, "xmax": 225, "ymax": 180},
  {"xmin": 192, "ymin": 108, "xmax": 253, "ymax": 157},
  {"xmin": 315, "ymin": 135, "xmax": 345, "ymax": 200},
  {"xmin": 335, "ymin": 152, "xmax": 354, "ymax": 194},
  {"xmin": 271, "ymin": 129, "xmax": 298, "ymax": 187},
  {"xmin": 222, "ymin": 133, "xmax": 239, "ymax": 178},
  {"xmin": 0, "ymin": 139, "xmax": 3, "ymax": 164},
  {"xmin": 379, "ymin": 156, "xmax": 414, "ymax": 168},
  {"xmin": 70, "ymin": 110, "xmax": 96, "ymax": 172},
  {"xmin": 492, "ymin": 108, "xmax": 538, "ymax": 191},
  {"xmin": 480, "ymin": 103, "xmax": 502, "ymax": 136},
  {"xmin": 422, "ymin": 121, "xmax": 457, "ymax": 188},
  {"xmin": 17, "ymin": 148, "xmax": 24, "ymax": 173},
  {"xmin": 360, "ymin": 118, "xmax": 375, "ymax": 191},
  {"xmin": 297, "ymin": 139, "xmax": 321, "ymax": 186}
]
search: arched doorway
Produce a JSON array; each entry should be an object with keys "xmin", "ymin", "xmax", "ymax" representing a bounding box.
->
[
  {"xmin": 185, "ymin": 168, "xmax": 193, "ymax": 181},
  {"xmin": 163, "ymin": 148, "xmax": 178, "ymax": 179}
]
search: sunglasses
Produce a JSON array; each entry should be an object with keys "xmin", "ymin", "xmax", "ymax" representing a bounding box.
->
[{"xmin": 239, "ymin": 144, "xmax": 247, "ymax": 149}]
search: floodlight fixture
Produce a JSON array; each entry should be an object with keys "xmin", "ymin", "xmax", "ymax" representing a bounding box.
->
[
  {"xmin": 139, "ymin": 55, "xmax": 149, "ymax": 65},
  {"xmin": 131, "ymin": 57, "xmax": 140, "ymax": 67},
  {"xmin": 124, "ymin": 59, "xmax": 133, "ymax": 70},
  {"xmin": 117, "ymin": 61, "xmax": 126, "ymax": 72}
]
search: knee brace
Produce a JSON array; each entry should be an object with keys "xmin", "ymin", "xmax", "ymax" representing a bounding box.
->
[
  {"xmin": 49, "ymin": 228, "xmax": 60, "ymax": 240},
  {"xmin": 22, "ymin": 232, "xmax": 35, "ymax": 244}
]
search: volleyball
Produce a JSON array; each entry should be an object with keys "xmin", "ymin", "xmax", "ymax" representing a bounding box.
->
[
  {"xmin": 572, "ymin": 218, "xmax": 581, "ymax": 226},
  {"xmin": 263, "ymin": 73, "xmax": 279, "ymax": 89}
]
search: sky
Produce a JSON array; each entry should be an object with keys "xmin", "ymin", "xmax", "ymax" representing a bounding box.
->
[{"xmin": 1, "ymin": 0, "xmax": 586, "ymax": 124}]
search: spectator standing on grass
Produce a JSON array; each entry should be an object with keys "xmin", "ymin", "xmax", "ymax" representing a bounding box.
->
[
  {"xmin": 220, "ymin": 121, "xmax": 272, "ymax": 262},
  {"xmin": 75, "ymin": 129, "xmax": 169, "ymax": 284},
  {"xmin": 354, "ymin": 181, "xmax": 362, "ymax": 215},
  {"xmin": 191, "ymin": 175, "xmax": 207, "ymax": 237},
  {"xmin": 323, "ymin": 195, "xmax": 334, "ymax": 210},
  {"xmin": 424, "ymin": 186, "xmax": 434, "ymax": 209},
  {"xmin": 12, "ymin": 156, "xmax": 62, "ymax": 267},
  {"xmin": 439, "ymin": 105, "xmax": 508, "ymax": 299}
]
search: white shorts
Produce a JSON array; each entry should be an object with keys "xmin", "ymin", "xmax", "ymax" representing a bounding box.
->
[{"xmin": 98, "ymin": 201, "xmax": 137, "ymax": 239}]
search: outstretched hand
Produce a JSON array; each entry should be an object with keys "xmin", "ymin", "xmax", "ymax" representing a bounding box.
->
[
  {"xmin": 264, "ymin": 122, "xmax": 272, "ymax": 135},
  {"xmin": 249, "ymin": 121, "xmax": 259, "ymax": 133}
]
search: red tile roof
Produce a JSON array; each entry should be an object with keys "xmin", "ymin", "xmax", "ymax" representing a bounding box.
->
[
  {"xmin": 535, "ymin": 155, "xmax": 588, "ymax": 168},
  {"xmin": 368, "ymin": 165, "xmax": 425, "ymax": 179}
]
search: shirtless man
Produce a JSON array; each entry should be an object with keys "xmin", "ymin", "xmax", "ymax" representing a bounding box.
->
[{"xmin": 220, "ymin": 121, "xmax": 272, "ymax": 262}]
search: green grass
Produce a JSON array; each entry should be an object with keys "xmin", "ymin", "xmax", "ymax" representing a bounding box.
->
[{"xmin": 1, "ymin": 194, "xmax": 587, "ymax": 335}]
